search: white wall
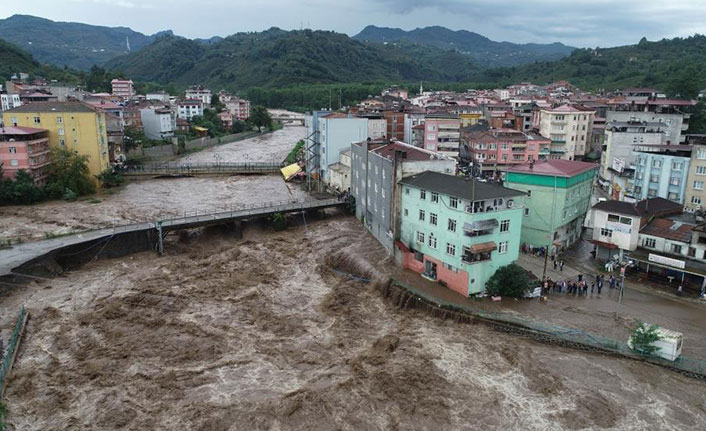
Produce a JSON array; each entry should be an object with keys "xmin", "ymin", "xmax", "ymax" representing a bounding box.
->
[{"xmin": 591, "ymin": 209, "xmax": 640, "ymax": 251}]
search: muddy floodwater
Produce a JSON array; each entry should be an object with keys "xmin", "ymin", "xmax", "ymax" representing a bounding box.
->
[
  {"xmin": 2, "ymin": 216, "xmax": 705, "ymax": 430},
  {"xmin": 0, "ymin": 124, "xmax": 305, "ymax": 242}
]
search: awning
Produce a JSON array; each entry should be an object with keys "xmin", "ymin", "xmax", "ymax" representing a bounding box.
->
[
  {"xmin": 463, "ymin": 219, "xmax": 499, "ymax": 232},
  {"xmin": 589, "ymin": 239, "xmax": 618, "ymax": 249},
  {"xmin": 470, "ymin": 241, "xmax": 497, "ymax": 253}
]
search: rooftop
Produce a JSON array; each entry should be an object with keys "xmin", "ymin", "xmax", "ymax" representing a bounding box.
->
[
  {"xmin": 372, "ymin": 142, "xmax": 450, "ymax": 162},
  {"xmin": 543, "ymin": 104, "xmax": 595, "ymax": 113},
  {"xmin": 641, "ymin": 218, "xmax": 693, "ymax": 243},
  {"xmin": 507, "ymin": 159, "xmax": 598, "ymax": 178},
  {"xmin": 0, "ymin": 125, "xmax": 48, "ymax": 136},
  {"xmin": 4, "ymin": 101, "xmax": 97, "ymax": 113},
  {"xmin": 400, "ymin": 171, "xmax": 524, "ymax": 202},
  {"xmin": 592, "ymin": 200, "xmax": 643, "ymax": 217},
  {"xmin": 635, "ymin": 197, "xmax": 683, "ymax": 217}
]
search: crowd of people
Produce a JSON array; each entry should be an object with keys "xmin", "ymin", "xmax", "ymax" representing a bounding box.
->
[{"xmin": 542, "ymin": 273, "xmax": 621, "ymax": 296}]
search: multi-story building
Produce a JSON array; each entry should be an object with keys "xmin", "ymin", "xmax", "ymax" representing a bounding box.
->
[
  {"xmin": 632, "ymin": 144, "xmax": 691, "ymax": 204},
  {"xmin": 306, "ymin": 112, "xmax": 368, "ymax": 182},
  {"xmin": 538, "ymin": 104, "xmax": 595, "ymax": 160},
  {"xmin": 506, "ymin": 159, "xmax": 598, "ymax": 252},
  {"xmin": 403, "ymin": 108, "xmax": 426, "ymax": 145},
  {"xmin": 328, "ymin": 148, "xmax": 351, "ymax": 192},
  {"xmin": 424, "ymin": 113, "xmax": 461, "ymax": 158},
  {"xmin": 1, "ymin": 93, "xmax": 22, "ymax": 113},
  {"xmin": 599, "ymin": 120, "xmax": 666, "ymax": 200},
  {"xmin": 605, "ymin": 98, "xmax": 694, "ymax": 144},
  {"xmin": 145, "ymin": 91, "xmax": 170, "ymax": 103},
  {"xmin": 460, "ymin": 128, "xmax": 550, "ymax": 176},
  {"xmin": 224, "ymin": 97, "xmax": 250, "ymax": 120},
  {"xmin": 110, "ymin": 79, "xmax": 134, "ymax": 99},
  {"xmin": 351, "ymin": 140, "xmax": 456, "ymax": 254},
  {"xmin": 140, "ymin": 107, "xmax": 176, "ymax": 140},
  {"xmin": 0, "ymin": 126, "xmax": 51, "ymax": 184},
  {"xmin": 685, "ymin": 142, "xmax": 706, "ymax": 211},
  {"xmin": 397, "ymin": 171, "xmax": 525, "ymax": 296},
  {"xmin": 185, "ymin": 85, "xmax": 212, "ymax": 106},
  {"xmin": 177, "ymin": 99, "xmax": 204, "ymax": 120},
  {"xmin": 383, "ymin": 110, "xmax": 406, "ymax": 141},
  {"xmin": 3, "ymin": 101, "xmax": 110, "ymax": 177},
  {"xmin": 589, "ymin": 200, "xmax": 646, "ymax": 259}
]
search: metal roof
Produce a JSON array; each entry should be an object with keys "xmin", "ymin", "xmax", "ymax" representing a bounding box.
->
[{"xmin": 399, "ymin": 171, "xmax": 525, "ymax": 201}]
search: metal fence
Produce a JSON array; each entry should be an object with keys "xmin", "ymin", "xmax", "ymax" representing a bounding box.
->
[
  {"xmin": 120, "ymin": 161, "xmax": 283, "ymax": 175},
  {"xmin": 0, "ymin": 306, "xmax": 27, "ymax": 395},
  {"xmin": 390, "ymin": 278, "xmax": 706, "ymax": 378}
]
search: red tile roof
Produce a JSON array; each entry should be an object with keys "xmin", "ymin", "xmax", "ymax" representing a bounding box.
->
[
  {"xmin": 507, "ymin": 159, "xmax": 598, "ymax": 177},
  {"xmin": 641, "ymin": 218, "xmax": 693, "ymax": 243}
]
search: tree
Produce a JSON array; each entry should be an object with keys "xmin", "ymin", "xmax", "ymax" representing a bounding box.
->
[
  {"xmin": 629, "ymin": 320, "xmax": 662, "ymax": 355},
  {"xmin": 485, "ymin": 264, "xmax": 533, "ymax": 298},
  {"xmin": 123, "ymin": 126, "xmax": 146, "ymax": 151},
  {"xmin": 44, "ymin": 147, "xmax": 95, "ymax": 199},
  {"xmin": 231, "ymin": 120, "xmax": 250, "ymax": 133},
  {"xmin": 250, "ymin": 105, "xmax": 273, "ymax": 132},
  {"xmin": 191, "ymin": 109, "xmax": 227, "ymax": 137},
  {"xmin": 9, "ymin": 170, "xmax": 44, "ymax": 204},
  {"xmin": 95, "ymin": 168, "xmax": 124, "ymax": 188},
  {"xmin": 211, "ymin": 94, "xmax": 225, "ymax": 112}
]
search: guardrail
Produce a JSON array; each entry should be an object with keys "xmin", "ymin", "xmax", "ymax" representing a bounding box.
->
[
  {"xmin": 0, "ymin": 306, "xmax": 28, "ymax": 396},
  {"xmin": 120, "ymin": 161, "xmax": 284, "ymax": 175}
]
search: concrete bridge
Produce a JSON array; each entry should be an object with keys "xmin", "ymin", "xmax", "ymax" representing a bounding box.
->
[
  {"xmin": 272, "ymin": 115, "xmax": 305, "ymax": 126},
  {"xmin": 0, "ymin": 198, "xmax": 345, "ymax": 278},
  {"xmin": 120, "ymin": 162, "xmax": 283, "ymax": 179}
]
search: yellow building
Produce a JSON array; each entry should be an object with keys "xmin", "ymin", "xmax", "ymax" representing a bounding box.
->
[
  {"xmin": 460, "ymin": 112, "xmax": 482, "ymax": 127},
  {"xmin": 3, "ymin": 101, "xmax": 110, "ymax": 177}
]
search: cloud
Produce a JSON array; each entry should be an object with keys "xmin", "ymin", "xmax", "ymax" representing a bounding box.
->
[{"xmin": 68, "ymin": 0, "xmax": 143, "ymax": 8}]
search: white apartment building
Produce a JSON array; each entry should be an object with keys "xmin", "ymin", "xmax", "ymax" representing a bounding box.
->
[
  {"xmin": 539, "ymin": 104, "xmax": 595, "ymax": 160},
  {"xmin": 185, "ymin": 85, "xmax": 212, "ymax": 106},
  {"xmin": 0, "ymin": 93, "xmax": 22, "ymax": 112},
  {"xmin": 140, "ymin": 107, "xmax": 176, "ymax": 140},
  {"xmin": 177, "ymin": 99, "xmax": 204, "ymax": 120}
]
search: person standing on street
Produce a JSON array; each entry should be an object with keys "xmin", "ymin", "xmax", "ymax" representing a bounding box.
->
[
  {"xmin": 609, "ymin": 275, "xmax": 615, "ymax": 289},
  {"xmin": 553, "ymin": 259, "xmax": 558, "ymax": 270},
  {"xmin": 591, "ymin": 282, "xmax": 595, "ymax": 294},
  {"xmin": 677, "ymin": 285, "xmax": 683, "ymax": 297},
  {"xmin": 560, "ymin": 260, "xmax": 564, "ymax": 272}
]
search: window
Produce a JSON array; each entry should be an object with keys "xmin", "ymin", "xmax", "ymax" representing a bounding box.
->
[
  {"xmin": 696, "ymin": 166, "xmax": 706, "ymax": 175},
  {"xmin": 404, "ymin": 209, "xmax": 409, "ymax": 216},
  {"xmin": 9, "ymin": 116, "xmax": 17, "ymax": 125},
  {"xmin": 694, "ymin": 181, "xmax": 704, "ymax": 190},
  {"xmin": 419, "ymin": 210, "xmax": 425, "ymax": 221},
  {"xmin": 500, "ymin": 219, "xmax": 510, "ymax": 232},
  {"xmin": 698, "ymin": 149, "xmax": 706, "ymax": 160},
  {"xmin": 692, "ymin": 196, "xmax": 702, "ymax": 205},
  {"xmin": 58, "ymin": 128, "xmax": 65, "ymax": 136},
  {"xmin": 600, "ymin": 228, "xmax": 613, "ymax": 238},
  {"xmin": 427, "ymin": 124, "xmax": 436, "ymax": 131},
  {"xmin": 59, "ymin": 139, "xmax": 65, "ymax": 146},
  {"xmin": 431, "ymin": 192, "xmax": 439, "ymax": 203},
  {"xmin": 427, "ymin": 134, "xmax": 436, "ymax": 140},
  {"xmin": 8, "ymin": 146, "xmax": 16, "ymax": 153},
  {"xmin": 417, "ymin": 231, "xmax": 425, "ymax": 243},
  {"xmin": 446, "ymin": 243, "xmax": 456, "ymax": 256},
  {"xmin": 607, "ymin": 214, "xmax": 620, "ymax": 223},
  {"xmin": 498, "ymin": 241, "xmax": 508, "ymax": 254},
  {"xmin": 381, "ymin": 189, "xmax": 385, "ymax": 199},
  {"xmin": 501, "ymin": 143, "xmax": 509, "ymax": 150},
  {"xmin": 670, "ymin": 177, "xmax": 680, "ymax": 186},
  {"xmin": 524, "ymin": 208, "xmax": 530, "ymax": 216},
  {"xmin": 668, "ymin": 192, "xmax": 679, "ymax": 201},
  {"xmin": 449, "ymin": 196, "xmax": 458, "ymax": 208},
  {"xmin": 650, "ymin": 175, "xmax": 659, "ymax": 183},
  {"xmin": 430, "ymin": 213, "xmax": 438, "ymax": 226},
  {"xmin": 643, "ymin": 238, "xmax": 656, "ymax": 248},
  {"xmin": 33, "ymin": 116, "xmax": 41, "ymax": 124},
  {"xmin": 652, "ymin": 159, "xmax": 662, "ymax": 168},
  {"xmin": 526, "ymin": 190, "xmax": 531, "ymax": 198},
  {"xmin": 619, "ymin": 217, "xmax": 632, "ymax": 226},
  {"xmin": 10, "ymin": 159, "xmax": 19, "ymax": 166},
  {"xmin": 672, "ymin": 162, "xmax": 683, "ymax": 170},
  {"xmin": 671, "ymin": 244, "xmax": 682, "ymax": 254},
  {"xmin": 57, "ymin": 115, "xmax": 63, "ymax": 123},
  {"xmin": 428, "ymin": 234, "xmax": 437, "ymax": 249},
  {"xmin": 448, "ymin": 218, "xmax": 457, "ymax": 232},
  {"xmin": 405, "ymin": 187, "xmax": 410, "ymax": 195},
  {"xmin": 420, "ymin": 189, "xmax": 426, "ymax": 200}
]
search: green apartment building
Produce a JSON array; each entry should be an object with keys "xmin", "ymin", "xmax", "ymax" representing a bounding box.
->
[
  {"xmin": 505, "ymin": 160, "xmax": 598, "ymax": 253},
  {"xmin": 396, "ymin": 171, "xmax": 526, "ymax": 296}
]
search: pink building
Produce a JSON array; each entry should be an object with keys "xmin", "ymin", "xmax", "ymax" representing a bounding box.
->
[
  {"xmin": 111, "ymin": 79, "xmax": 134, "ymax": 99},
  {"xmin": 460, "ymin": 128, "xmax": 550, "ymax": 175},
  {"xmin": 225, "ymin": 98, "xmax": 251, "ymax": 120},
  {"xmin": 0, "ymin": 126, "xmax": 51, "ymax": 185},
  {"xmin": 423, "ymin": 114, "xmax": 461, "ymax": 158}
]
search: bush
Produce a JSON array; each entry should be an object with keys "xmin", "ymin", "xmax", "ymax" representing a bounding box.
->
[
  {"xmin": 45, "ymin": 147, "xmax": 95, "ymax": 199},
  {"xmin": 629, "ymin": 320, "xmax": 662, "ymax": 355},
  {"xmin": 95, "ymin": 168, "xmax": 124, "ymax": 188},
  {"xmin": 267, "ymin": 212, "xmax": 287, "ymax": 231},
  {"xmin": 485, "ymin": 263, "xmax": 533, "ymax": 298},
  {"xmin": 284, "ymin": 140, "xmax": 304, "ymax": 164}
]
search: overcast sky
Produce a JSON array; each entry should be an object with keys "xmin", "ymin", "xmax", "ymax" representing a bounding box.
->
[{"xmin": 4, "ymin": 0, "xmax": 706, "ymax": 48}]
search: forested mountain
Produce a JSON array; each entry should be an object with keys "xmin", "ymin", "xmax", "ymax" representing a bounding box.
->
[
  {"xmin": 353, "ymin": 25, "xmax": 575, "ymax": 67},
  {"xmin": 105, "ymin": 29, "xmax": 479, "ymax": 90},
  {"xmin": 0, "ymin": 15, "xmax": 167, "ymax": 70},
  {"xmin": 0, "ymin": 37, "xmax": 79, "ymax": 83},
  {"xmin": 477, "ymin": 35, "xmax": 706, "ymax": 97}
]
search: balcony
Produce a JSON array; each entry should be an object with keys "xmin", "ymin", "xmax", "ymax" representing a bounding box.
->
[
  {"xmin": 551, "ymin": 140, "xmax": 566, "ymax": 145},
  {"xmin": 462, "ymin": 219, "xmax": 498, "ymax": 237},
  {"xmin": 461, "ymin": 242, "xmax": 496, "ymax": 264}
]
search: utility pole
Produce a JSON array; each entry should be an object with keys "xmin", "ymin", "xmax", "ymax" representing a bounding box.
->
[
  {"xmin": 542, "ymin": 175, "xmax": 557, "ymax": 282},
  {"xmin": 616, "ymin": 265, "xmax": 626, "ymax": 317}
]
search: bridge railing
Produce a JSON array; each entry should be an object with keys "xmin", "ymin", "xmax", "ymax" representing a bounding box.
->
[{"xmin": 120, "ymin": 161, "xmax": 284, "ymax": 174}]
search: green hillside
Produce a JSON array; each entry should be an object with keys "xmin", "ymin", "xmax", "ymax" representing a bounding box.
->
[
  {"xmin": 105, "ymin": 29, "xmax": 479, "ymax": 91},
  {"xmin": 0, "ymin": 37, "xmax": 79, "ymax": 83},
  {"xmin": 478, "ymin": 35, "xmax": 706, "ymax": 97}
]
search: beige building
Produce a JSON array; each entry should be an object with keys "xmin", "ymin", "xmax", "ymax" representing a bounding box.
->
[
  {"xmin": 684, "ymin": 143, "xmax": 706, "ymax": 212},
  {"xmin": 539, "ymin": 104, "xmax": 595, "ymax": 160}
]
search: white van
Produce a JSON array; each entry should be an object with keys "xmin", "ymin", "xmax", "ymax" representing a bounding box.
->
[{"xmin": 628, "ymin": 327, "xmax": 683, "ymax": 361}]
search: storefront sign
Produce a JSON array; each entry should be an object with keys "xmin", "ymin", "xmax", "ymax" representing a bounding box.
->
[
  {"xmin": 648, "ymin": 253, "xmax": 686, "ymax": 269},
  {"xmin": 606, "ymin": 221, "xmax": 631, "ymax": 234}
]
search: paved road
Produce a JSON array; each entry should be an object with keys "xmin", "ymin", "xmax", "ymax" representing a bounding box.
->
[{"xmin": 0, "ymin": 198, "xmax": 343, "ymax": 277}]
